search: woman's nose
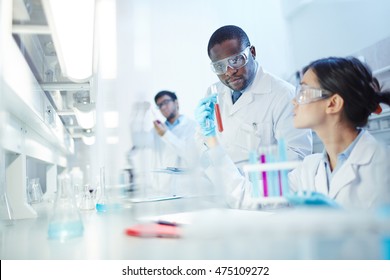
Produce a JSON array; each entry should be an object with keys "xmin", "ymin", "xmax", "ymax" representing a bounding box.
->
[{"xmin": 292, "ymin": 98, "xmax": 298, "ymax": 106}]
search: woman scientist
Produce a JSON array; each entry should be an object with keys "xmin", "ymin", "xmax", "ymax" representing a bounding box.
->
[{"xmin": 195, "ymin": 56, "xmax": 390, "ymax": 210}]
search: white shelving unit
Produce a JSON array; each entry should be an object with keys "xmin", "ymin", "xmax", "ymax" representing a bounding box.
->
[{"xmin": 1, "ymin": 3, "xmax": 73, "ymax": 219}]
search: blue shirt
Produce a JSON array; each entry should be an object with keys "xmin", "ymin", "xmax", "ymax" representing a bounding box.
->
[
  {"xmin": 323, "ymin": 128, "xmax": 364, "ymax": 189},
  {"xmin": 165, "ymin": 115, "xmax": 183, "ymax": 130}
]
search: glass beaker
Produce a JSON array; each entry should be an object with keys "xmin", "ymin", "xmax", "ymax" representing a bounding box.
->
[
  {"xmin": 47, "ymin": 174, "xmax": 84, "ymax": 241},
  {"xmin": 27, "ymin": 178, "xmax": 43, "ymax": 204}
]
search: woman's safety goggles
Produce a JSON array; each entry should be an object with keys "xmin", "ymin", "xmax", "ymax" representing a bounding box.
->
[
  {"xmin": 210, "ymin": 46, "xmax": 251, "ymax": 75},
  {"xmin": 295, "ymin": 85, "xmax": 333, "ymax": 105}
]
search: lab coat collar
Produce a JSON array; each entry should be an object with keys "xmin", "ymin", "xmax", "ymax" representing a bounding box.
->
[
  {"xmin": 327, "ymin": 130, "xmax": 376, "ymax": 199},
  {"xmin": 248, "ymin": 65, "xmax": 271, "ymax": 94},
  {"xmin": 227, "ymin": 64, "xmax": 267, "ymax": 115}
]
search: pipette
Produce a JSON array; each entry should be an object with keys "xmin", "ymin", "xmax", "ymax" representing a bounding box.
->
[{"xmin": 210, "ymin": 84, "xmax": 223, "ymax": 132}]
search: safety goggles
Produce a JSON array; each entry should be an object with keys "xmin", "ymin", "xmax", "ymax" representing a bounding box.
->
[
  {"xmin": 156, "ymin": 99, "xmax": 173, "ymax": 109},
  {"xmin": 210, "ymin": 46, "xmax": 251, "ymax": 75},
  {"xmin": 295, "ymin": 85, "xmax": 333, "ymax": 105}
]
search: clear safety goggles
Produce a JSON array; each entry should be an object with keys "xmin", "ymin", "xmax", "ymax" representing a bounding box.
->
[
  {"xmin": 156, "ymin": 99, "xmax": 173, "ymax": 109},
  {"xmin": 295, "ymin": 85, "xmax": 333, "ymax": 105},
  {"xmin": 210, "ymin": 46, "xmax": 251, "ymax": 75}
]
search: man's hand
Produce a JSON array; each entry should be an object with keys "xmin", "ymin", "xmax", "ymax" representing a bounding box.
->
[
  {"xmin": 153, "ymin": 120, "xmax": 167, "ymax": 136},
  {"xmin": 194, "ymin": 94, "xmax": 217, "ymax": 137}
]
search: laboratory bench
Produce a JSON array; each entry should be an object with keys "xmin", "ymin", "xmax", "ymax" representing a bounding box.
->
[{"xmin": 0, "ymin": 196, "xmax": 388, "ymax": 260}]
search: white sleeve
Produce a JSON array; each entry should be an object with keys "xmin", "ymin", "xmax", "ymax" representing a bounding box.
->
[
  {"xmin": 288, "ymin": 163, "xmax": 303, "ymax": 193},
  {"xmin": 160, "ymin": 122, "xmax": 197, "ymax": 166},
  {"xmin": 203, "ymin": 145, "xmax": 254, "ymax": 208}
]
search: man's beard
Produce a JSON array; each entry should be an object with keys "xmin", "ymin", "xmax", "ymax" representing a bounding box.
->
[{"xmin": 166, "ymin": 112, "xmax": 176, "ymax": 122}]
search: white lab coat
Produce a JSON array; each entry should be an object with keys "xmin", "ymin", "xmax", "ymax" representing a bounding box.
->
[
  {"xmin": 203, "ymin": 130, "xmax": 390, "ymax": 210},
  {"xmin": 201, "ymin": 65, "xmax": 312, "ymax": 166},
  {"xmin": 288, "ymin": 130, "xmax": 390, "ymax": 209},
  {"xmin": 151, "ymin": 115, "xmax": 197, "ymax": 168},
  {"xmin": 130, "ymin": 115, "xmax": 197, "ymax": 196}
]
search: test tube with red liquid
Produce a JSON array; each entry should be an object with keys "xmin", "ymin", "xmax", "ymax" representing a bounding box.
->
[
  {"xmin": 214, "ymin": 98, "xmax": 223, "ymax": 132},
  {"xmin": 211, "ymin": 85, "xmax": 223, "ymax": 132}
]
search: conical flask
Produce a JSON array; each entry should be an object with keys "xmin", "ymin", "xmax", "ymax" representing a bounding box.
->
[{"xmin": 47, "ymin": 174, "xmax": 84, "ymax": 241}]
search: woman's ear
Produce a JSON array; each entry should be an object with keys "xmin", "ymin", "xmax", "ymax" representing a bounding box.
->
[{"xmin": 325, "ymin": 93, "xmax": 344, "ymax": 114}]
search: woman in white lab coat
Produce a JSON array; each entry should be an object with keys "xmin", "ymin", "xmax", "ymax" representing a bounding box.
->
[
  {"xmin": 197, "ymin": 56, "xmax": 390, "ymax": 210},
  {"xmin": 288, "ymin": 56, "xmax": 390, "ymax": 209}
]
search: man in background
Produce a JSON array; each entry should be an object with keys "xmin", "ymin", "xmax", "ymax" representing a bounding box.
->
[
  {"xmin": 129, "ymin": 90, "xmax": 197, "ymax": 197},
  {"xmin": 152, "ymin": 90, "xmax": 197, "ymax": 168}
]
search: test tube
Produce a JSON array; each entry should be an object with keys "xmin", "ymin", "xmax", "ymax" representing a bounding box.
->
[
  {"xmin": 249, "ymin": 150, "xmax": 260, "ymax": 197},
  {"xmin": 278, "ymin": 139, "xmax": 289, "ymax": 196},
  {"xmin": 214, "ymin": 98, "xmax": 223, "ymax": 132},
  {"xmin": 260, "ymin": 154, "xmax": 268, "ymax": 197},
  {"xmin": 210, "ymin": 85, "xmax": 223, "ymax": 132}
]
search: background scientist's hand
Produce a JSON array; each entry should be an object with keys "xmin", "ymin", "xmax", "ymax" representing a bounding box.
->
[
  {"xmin": 286, "ymin": 191, "xmax": 341, "ymax": 208},
  {"xmin": 153, "ymin": 120, "xmax": 167, "ymax": 136},
  {"xmin": 195, "ymin": 94, "xmax": 217, "ymax": 137}
]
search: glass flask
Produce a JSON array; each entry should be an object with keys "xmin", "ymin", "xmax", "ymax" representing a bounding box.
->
[
  {"xmin": 47, "ymin": 174, "xmax": 84, "ymax": 241},
  {"xmin": 78, "ymin": 184, "xmax": 95, "ymax": 210},
  {"xmin": 27, "ymin": 178, "xmax": 43, "ymax": 204}
]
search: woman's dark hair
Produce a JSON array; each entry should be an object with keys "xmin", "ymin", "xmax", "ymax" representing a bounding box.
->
[
  {"xmin": 154, "ymin": 90, "xmax": 177, "ymax": 104},
  {"xmin": 302, "ymin": 56, "xmax": 390, "ymax": 127},
  {"xmin": 207, "ymin": 25, "xmax": 251, "ymax": 57}
]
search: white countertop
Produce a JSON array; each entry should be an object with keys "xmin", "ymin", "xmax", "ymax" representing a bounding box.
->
[{"xmin": 0, "ymin": 196, "xmax": 386, "ymax": 260}]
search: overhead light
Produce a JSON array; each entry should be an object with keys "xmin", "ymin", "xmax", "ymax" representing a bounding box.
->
[
  {"xmin": 73, "ymin": 103, "xmax": 96, "ymax": 129},
  {"xmin": 95, "ymin": 0, "xmax": 117, "ymax": 79},
  {"xmin": 82, "ymin": 129, "xmax": 95, "ymax": 146},
  {"xmin": 42, "ymin": 0, "xmax": 95, "ymax": 82}
]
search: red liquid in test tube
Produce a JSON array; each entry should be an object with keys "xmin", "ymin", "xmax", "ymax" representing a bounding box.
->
[
  {"xmin": 211, "ymin": 85, "xmax": 223, "ymax": 132},
  {"xmin": 214, "ymin": 102, "xmax": 223, "ymax": 132}
]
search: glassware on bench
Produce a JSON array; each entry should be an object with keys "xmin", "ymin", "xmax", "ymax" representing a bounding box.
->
[{"xmin": 47, "ymin": 174, "xmax": 84, "ymax": 241}]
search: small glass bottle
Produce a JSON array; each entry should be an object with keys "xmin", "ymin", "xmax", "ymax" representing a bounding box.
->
[{"xmin": 78, "ymin": 184, "xmax": 95, "ymax": 210}]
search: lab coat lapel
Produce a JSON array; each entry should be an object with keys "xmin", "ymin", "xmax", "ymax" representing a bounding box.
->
[
  {"xmin": 228, "ymin": 66, "xmax": 269, "ymax": 115},
  {"xmin": 328, "ymin": 131, "xmax": 375, "ymax": 199},
  {"xmin": 314, "ymin": 160, "xmax": 329, "ymax": 195},
  {"xmin": 229, "ymin": 91, "xmax": 254, "ymax": 115},
  {"xmin": 329, "ymin": 164, "xmax": 356, "ymax": 199}
]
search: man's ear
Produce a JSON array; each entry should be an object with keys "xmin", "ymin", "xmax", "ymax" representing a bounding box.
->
[
  {"xmin": 251, "ymin": 46, "xmax": 256, "ymax": 59},
  {"xmin": 325, "ymin": 93, "xmax": 344, "ymax": 114}
]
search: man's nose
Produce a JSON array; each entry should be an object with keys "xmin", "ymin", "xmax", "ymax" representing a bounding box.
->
[{"xmin": 225, "ymin": 66, "xmax": 238, "ymax": 77}]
